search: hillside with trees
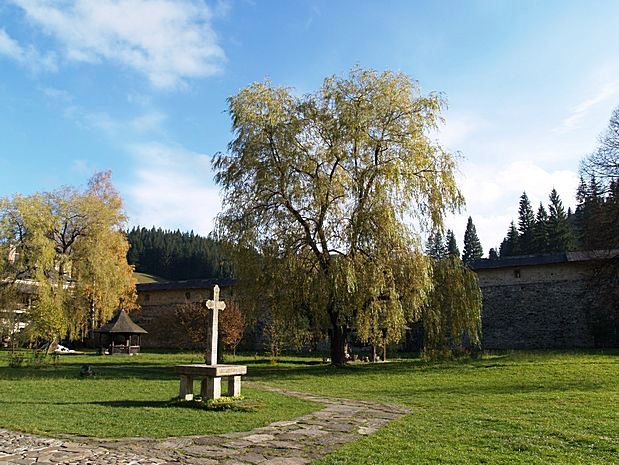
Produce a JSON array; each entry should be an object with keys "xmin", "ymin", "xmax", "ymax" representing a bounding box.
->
[{"xmin": 126, "ymin": 227, "xmax": 231, "ymax": 281}]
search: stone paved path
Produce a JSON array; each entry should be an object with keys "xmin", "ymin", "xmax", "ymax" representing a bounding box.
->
[{"xmin": 0, "ymin": 384, "xmax": 410, "ymax": 465}]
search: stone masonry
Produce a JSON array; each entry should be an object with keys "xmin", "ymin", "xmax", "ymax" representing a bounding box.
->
[{"xmin": 471, "ymin": 252, "xmax": 614, "ymax": 350}]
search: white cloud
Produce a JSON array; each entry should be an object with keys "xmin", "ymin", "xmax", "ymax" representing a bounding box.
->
[
  {"xmin": 125, "ymin": 142, "xmax": 221, "ymax": 235},
  {"xmin": 11, "ymin": 0, "xmax": 225, "ymax": 88},
  {"xmin": 61, "ymin": 104, "xmax": 166, "ymax": 137},
  {"xmin": 445, "ymin": 160, "xmax": 579, "ymax": 253},
  {"xmin": 0, "ymin": 29, "xmax": 23, "ymax": 59},
  {"xmin": 0, "ymin": 28, "xmax": 57, "ymax": 71},
  {"xmin": 130, "ymin": 111, "xmax": 166, "ymax": 133},
  {"xmin": 41, "ymin": 86, "xmax": 72, "ymax": 101},
  {"xmin": 554, "ymin": 81, "xmax": 619, "ymax": 134}
]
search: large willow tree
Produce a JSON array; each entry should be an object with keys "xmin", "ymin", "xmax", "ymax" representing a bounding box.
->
[
  {"xmin": 0, "ymin": 172, "xmax": 137, "ymax": 344},
  {"xmin": 215, "ymin": 67, "xmax": 468, "ymax": 364}
]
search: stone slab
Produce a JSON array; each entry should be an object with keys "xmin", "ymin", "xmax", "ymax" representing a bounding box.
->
[{"xmin": 175, "ymin": 364, "xmax": 247, "ymax": 377}]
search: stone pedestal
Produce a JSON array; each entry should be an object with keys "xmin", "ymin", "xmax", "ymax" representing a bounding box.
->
[
  {"xmin": 175, "ymin": 364, "xmax": 247, "ymax": 400},
  {"xmin": 179, "ymin": 374, "xmax": 194, "ymax": 401},
  {"xmin": 201, "ymin": 376, "xmax": 222, "ymax": 399},
  {"xmin": 228, "ymin": 375, "xmax": 241, "ymax": 397}
]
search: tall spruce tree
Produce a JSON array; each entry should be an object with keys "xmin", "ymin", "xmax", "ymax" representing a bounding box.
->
[
  {"xmin": 517, "ymin": 192, "xmax": 536, "ymax": 254},
  {"xmin": 499, "ymin": 221, "xmax": 520, "ymax": 257},
  {"xmin": 532, "ymin": 202, "xmax": 549, "ymax": 253},
  {"xmin": 426, "ymin": 230, "xmax": 446, "ymax": 260},
  {"xmin": 488, "ymin": 248, "xmax": 499, "ymax": 260},
  {"xmin": 462, "ymin": 217, "xmax": 483, "ymax": 262},
  {"xmin": 547, "ymin": 188, "xmax": 575, "ymax": 252},
  {"xmin": 445, "ymin": 229, "xmax": 460, "ymax": 258}
]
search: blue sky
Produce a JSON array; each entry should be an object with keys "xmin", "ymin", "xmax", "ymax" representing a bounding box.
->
[{"xmin": 1, "ymin": 0, "xmax": 619, "ymax": 252}]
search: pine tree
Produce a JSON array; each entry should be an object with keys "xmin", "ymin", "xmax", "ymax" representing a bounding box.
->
[
  {"xmin": 426, "ymin": 230, "xmax": 446, "ymax": 260},
  {"xmin": 547, "ymin": 188, "xmax": 575, "ymax": 252},
  {"xmin": 532, "ymin": 202, "xmax": 549, "ymax": 253},
  {"xmin": 517, "ymin": 192, "xmax": 536, "ymax": 254},
  {"xmin": 488, "ymin": 248, "xmax": 499, "ymax": 260},
  {"xmin": 445, "ymin": 229, "xmax": 460, "ymax": 258},
  {"xmin": 499, "ymin": 221, "xmax": 520, "ymax": 257},
  {"xmin": 462, "ymin": 217, "xmax": 483, "ymax": 262}
]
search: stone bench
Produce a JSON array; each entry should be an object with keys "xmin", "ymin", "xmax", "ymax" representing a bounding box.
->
[{"xmin": 175, "ymin": 364, "xmax": 247, "ymax": 400}]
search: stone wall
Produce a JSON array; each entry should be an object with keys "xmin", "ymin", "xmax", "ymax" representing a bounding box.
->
[
  {"xmin": 134, "ymin": 282, "xmax": 234, "ymax": 348},
  {"xmin": 476, "ymin": 261, "xmax": 596, "ymax": 349}
]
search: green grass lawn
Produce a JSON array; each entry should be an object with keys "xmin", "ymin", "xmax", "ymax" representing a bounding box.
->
[
  {"xmin": 0, "ymin": 351, "xmax": 318, "ymax": 438},
  {"xmin": 0, "ymin": 350, "xmax": 617, "ymax": 464},
  {"xmin": 247, "ymin": 350, "xmax": 619, "ymax": 465}
]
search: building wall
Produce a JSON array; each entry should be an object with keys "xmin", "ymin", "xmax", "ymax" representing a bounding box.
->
[
  {"xmin": 135, "ymin": 286, "xmax": 233, "ymax": 348},
  {"xmin": 476, "ymin": 262, "xmax": 596, "ymax": 349},
  {"xmin": 134, "ymin": 261, "xmax": 609, "ymax": 351}
]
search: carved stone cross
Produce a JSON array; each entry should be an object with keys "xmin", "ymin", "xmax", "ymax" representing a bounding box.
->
[{"xmin": 205, "ymin": 284, "xmax": 226, "ymax": 365}]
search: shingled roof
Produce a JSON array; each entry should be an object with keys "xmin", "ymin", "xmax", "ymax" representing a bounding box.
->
[
  {"xmin": 94, "ymin": 310, "xmax": 148, "ymax": 334},
  {"xmin": 469, "ymin": 249, "xmax": 618, "ymax": 270}
]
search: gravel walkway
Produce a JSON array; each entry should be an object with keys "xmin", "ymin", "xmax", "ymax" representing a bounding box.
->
[{"xmin": 0, "ymin": 384, "xmax": 410, "ymax": 465}]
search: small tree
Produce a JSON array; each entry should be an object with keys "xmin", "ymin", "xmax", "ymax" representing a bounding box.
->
[
  {"xmin": 445, "ymin": 229, "xmax": 460, "ymax": 258},
  {"xmin": 532, "ymin": 203, "xmax": 549, "ymax": 253},
  {"xmin": 499, "ymin": 221, "xmax": 520, "ymax": 257},
  {"xmin": 462, "ymin": 217, "xmax": 483, "ymax": 263},
  {"xmin": 175, "ymin": 302, "xmax": 211, "ymax": 355},
  {"xmin": 547, "ymin": 188, "xmax": 575, "ymax": 252},
  {"xmin": 219, "ymin": 300, "xmax": 246, "ymax": 356},
  {"xmin": 426, "ymin": 230, "xmax": 446, "ymax": 260}
]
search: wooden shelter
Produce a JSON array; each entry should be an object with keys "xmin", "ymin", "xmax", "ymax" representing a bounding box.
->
[{"xmin": 94, "ymin": 310, "xmax": 147, "ymax": 355}]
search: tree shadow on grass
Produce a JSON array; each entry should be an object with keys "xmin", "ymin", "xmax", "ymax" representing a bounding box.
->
[
  {"xmin": 0, "ymin": 399, "xmax": 172, "ymax": 409},
  {"xmin": 0, "ymin": 364, "xmax": 179, "ymax": 381},
  {"xmin": 0, "ymin": 398, "xmax": 262, "ymax": 412}
]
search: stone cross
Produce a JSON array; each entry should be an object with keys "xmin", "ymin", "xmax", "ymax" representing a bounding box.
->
[{"xmin": 205, "ymin": 284, "xmax": 226, "ymax": 365}]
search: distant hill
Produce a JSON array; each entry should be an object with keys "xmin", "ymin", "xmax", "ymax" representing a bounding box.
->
[{"xmin": 126, "ymin": 227, "xmax": 232, "ymax": 281}]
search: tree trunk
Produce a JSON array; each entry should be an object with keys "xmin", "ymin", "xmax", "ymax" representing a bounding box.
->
[
  {"xmin": 330, "ymin": 323, "xmax": 348, "ymax": 365},
  {"xmin": 382, "ymin": 329, "xmax": 387, "ymax": 362},
  {"xmin": 327, "ymin": 301, "xmax": 347, "ymax": 365}
]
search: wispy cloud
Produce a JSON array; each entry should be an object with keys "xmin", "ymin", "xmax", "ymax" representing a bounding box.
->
[
  {"xmin": 0, "ymin": 28, "xmax": 57, "ymax": 72},
  {"xmin": 11, "ymin": 0, "xmax": 225, "ymax": 89},
  {"xmin": 554, "ymin": 82, "xmax": 619, "ymax": 134},
  {"xmin": 125, "ymin": 142, "xmax": 220, "ymax": 234},
  {"xmin": 60, "ymin": 104, "xmax": 166, "ymax": 138}
]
